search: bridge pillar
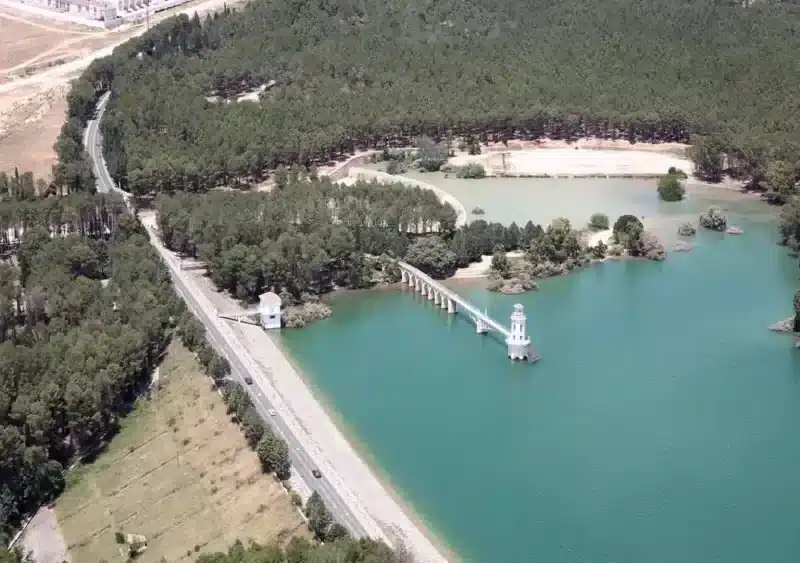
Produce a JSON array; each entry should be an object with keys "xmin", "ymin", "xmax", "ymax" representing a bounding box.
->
[
  {"xmin": 447, "ymin": 298, "xmax": 456, "ymax": 314},
  {"xmin": 401, "ymin": 270, "xmax": 408, "ymax": 284},
  {"xmin": 440, "ymin": 294, "xmax": 447, "ymax": 309},
  {"xmin": 476, "ymin": 318, "xmax": 488, "ymax": 334},
  {"xmin": 433, "ymin": 291, "xmax": 440, "ymax": 305},
  {"xmin": 415, "ymin": 277, "xmax": 421, "ymax": 292},
  {"xmin": 427, "ymin": 285, "xmax": 434, "ymax": 300}
]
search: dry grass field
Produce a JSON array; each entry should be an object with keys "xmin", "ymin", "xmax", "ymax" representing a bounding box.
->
[
  {"xmin": 0, "ymin": 85, "xmax": 68, "ymax": 180},
  {"xmin": 0, "ymin": 8, "xmax": 117, "ymax": 180},
  {"xmin": 55, "ymin": 341, "xmax": 308, "ymax": 563},
  {"xmin": 0, "ymin": 9, "xmax": 100, "ymax": 72}
]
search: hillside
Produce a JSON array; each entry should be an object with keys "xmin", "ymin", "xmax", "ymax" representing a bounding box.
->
[{"xmin": 58, "ymin": 0, "xmax": 800, "ymax": 194}]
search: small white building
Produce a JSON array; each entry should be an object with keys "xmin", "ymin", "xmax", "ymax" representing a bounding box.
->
[{"xmin": 259, "ymin": 292, "xmax": 282, "ymax": 330}]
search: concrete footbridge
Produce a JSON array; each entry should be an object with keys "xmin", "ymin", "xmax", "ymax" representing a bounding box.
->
[{"xmin": 398, "ymin": 262, "xmax": 540, "ymax": 362}]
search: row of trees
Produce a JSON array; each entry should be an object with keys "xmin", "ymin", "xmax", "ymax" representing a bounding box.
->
[
  {"xmin": 175, "ymin": 305, "xmax": 390, "ymax": 553},
  {"xmin": 0, "ymin": 170, "xmax": 46, "ymax": 202},
  {"xmin": 0, "ymin": 191, "xmax": 182, "ymax": 543},
  {"xmin": 222, "ymin": 380, "xmax": 292, "ymax": 478},
  {"xmin": 304, "ymin": 491, "xmax": 348, "ymax": 543},
  {"xmin": 52, "ymin": 0, "xmax": 800, "ymax": 196},
  {"xmin": 0, "ymin": 192, "xmax": 128, "ymax": 255},
  {"xmin": 196, "ymin": 537, "xmax": 411, "ymax": 563},
  {"xmin": 175, "ymin": 283, "xmax": 294, "ymax": 478}
]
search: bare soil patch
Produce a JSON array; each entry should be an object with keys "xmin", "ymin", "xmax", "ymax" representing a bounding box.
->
[
  {"xmin": 0, "ymin": 9, "xmax": 116, "ymax": 179},
  {"xmin": 0, "ymin": 10, "xmax": 87, "ymax": 70},
  {"xmin": 56, "ymin": 341, "xmax": 308, "ymax": 563},
  {"xmin": 0, "ymin": 85, "xmax": 67, "ymax": 179},
  {"xmin": 17, "ymin": 507, "xmax": 71, "ymax": 563},
  {"xmin": 0, "ymin": 5, "xmax": 96, "ymax": 32}
]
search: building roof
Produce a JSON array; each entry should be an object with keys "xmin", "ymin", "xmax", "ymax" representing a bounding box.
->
[{"xmin": 259, "ymin": 292, "xmax": 281, "ymax": 306}]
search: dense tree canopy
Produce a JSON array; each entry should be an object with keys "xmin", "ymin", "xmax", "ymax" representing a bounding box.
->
[
  {"xmin": 154, "ymin": 173, "xmax": 553, "ymax": 286},
  {"xmin": 656, "ymin": 174, "xmax": 685, "ymax": 202},
  {"xmin": 0, "ymin": 192, "xmax": 182, "ymax": 542},
  {"xmin": 55, "ymin": 0, "xmax": 800, "ymax": 195},
  {"xmin": 196, "ymin": 537, "xmax": 411, "ymax": 563},
  {"xmin": 155, "ymin": 175, "xmax": 458, "ymax": 297}
]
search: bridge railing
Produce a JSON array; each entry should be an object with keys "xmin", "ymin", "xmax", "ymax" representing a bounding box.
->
[{"xmin": 398, "ymin": 262, "xmax": 510, "ymax": 337}]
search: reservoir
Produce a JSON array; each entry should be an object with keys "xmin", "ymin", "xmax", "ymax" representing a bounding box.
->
[{"xmin": 279, "ymin": 187, "xmax": 800, "ymax": 562}]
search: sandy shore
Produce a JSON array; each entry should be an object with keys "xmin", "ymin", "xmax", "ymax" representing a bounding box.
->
[
  {"xmin": 449, "ymin": 146, "xmax": 692, "ymax": 178},
  {"xmin": 452, "ymin": 252, "xmax": 524, "ymax": 278},
  {"xmin": 484, "ymin": 138, "xmax": 690, "ymax": 155},
  {"xmin": 587, "ymin": 229, "xmax": 614, "ymax": 247},
  {"xmin": 346, "ymin": 167, "xmax": 468, "ymax": 227}
]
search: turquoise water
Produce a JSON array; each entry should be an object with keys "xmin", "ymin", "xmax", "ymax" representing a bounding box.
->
[{"xmin": 280, "ymin": 217, "xmax": 800, "ymax": 563}]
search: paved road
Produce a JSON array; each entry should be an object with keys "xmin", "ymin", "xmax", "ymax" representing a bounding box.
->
[
  {"xmin": 85, "ymin": 92, "xmax": 115, "ymax": 195},
  {"xmin": 84, "ymin": 91, "xmax": 371, "ymax": 539}
]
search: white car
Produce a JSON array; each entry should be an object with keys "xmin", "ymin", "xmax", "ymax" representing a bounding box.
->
[{"xmin": 268, "ymin": 409, "xmax": 277, "ymax": 416}]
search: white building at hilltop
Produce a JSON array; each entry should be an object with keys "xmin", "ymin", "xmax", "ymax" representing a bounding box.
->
[{"xmin": 259, "ymin": 292, "xmax": 282, "ymax": 330}]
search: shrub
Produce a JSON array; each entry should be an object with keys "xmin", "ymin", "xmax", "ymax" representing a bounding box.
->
[
  {"xmin": 290, "ymin": 492, "xmax": 302, "ymax": 506},
  {"xmin": 326, "ymin": 523, "xmax": 350, "ymax": 542},
  {"xmin": 667, "ymin": 166, "xmax": 688, "ymax": 179},
  {"xmin": 677, "ymin": 221, "xmax": 697, "ymax": 236},
  {"xmin": 588, "ymin": 212, "xmax": 610, "ymax": 231},
  {"xmin": 640, "ymin": 231, "xmax": 666, "ymax": 261},
  {"xmin": 612, "ymin": 215, "xmax": 643, "ymax": 244},
  {"xmin": 657, "ymin": 173, "xmax": 686, "ymax": 201},
  {"xmin": 455, "ymin": 163, "xmax": 486, "ymax": 179},
  {"xmin": 699, "ymin": 206, "xmax": 728, "ymax": 231},
  {"xmin": 415, "ymin": 137, "xmax": 448, "ymax": 172},
  {"xmin": 471, "ymin": 207, "xmax": 485, "ymax": 215},
  {"xmin": 489, "ymin": 247, "xmax": 511, "ymax": 279},
  {"xmin": 404, "ymin": 236, "xmax": 458, "ymax": 279},
  {"xmin": 208, "ymin": 354, "xmax": 230, "ymax": 380},
  {"xmin": 591, "ymin": 240, "xmax": 608, "ymax": 259},
  {"xmin": 197, "ymin": 343, "xmax": 214, "ymax": 369},
  {"xmin": 386, "ymin": 160, "xmax": 406, "ymax": 175}
]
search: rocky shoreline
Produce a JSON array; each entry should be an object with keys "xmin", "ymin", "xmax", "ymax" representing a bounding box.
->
[
  {"xmin": 283, "ymin": 301, "xmax": 333, "ymax": 328},
  {"xmin": 769, "ymin": 317, "xmax": 797, "ymax": 333}
]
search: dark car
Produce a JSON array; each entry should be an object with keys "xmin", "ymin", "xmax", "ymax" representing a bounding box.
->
[
  {"xmin": 244, "ymin": 376, "xmax": 253, "ymax": 385},
  {"xmin": 311, "ymin": 469, "xmax": 322, "ymax": 478}
]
